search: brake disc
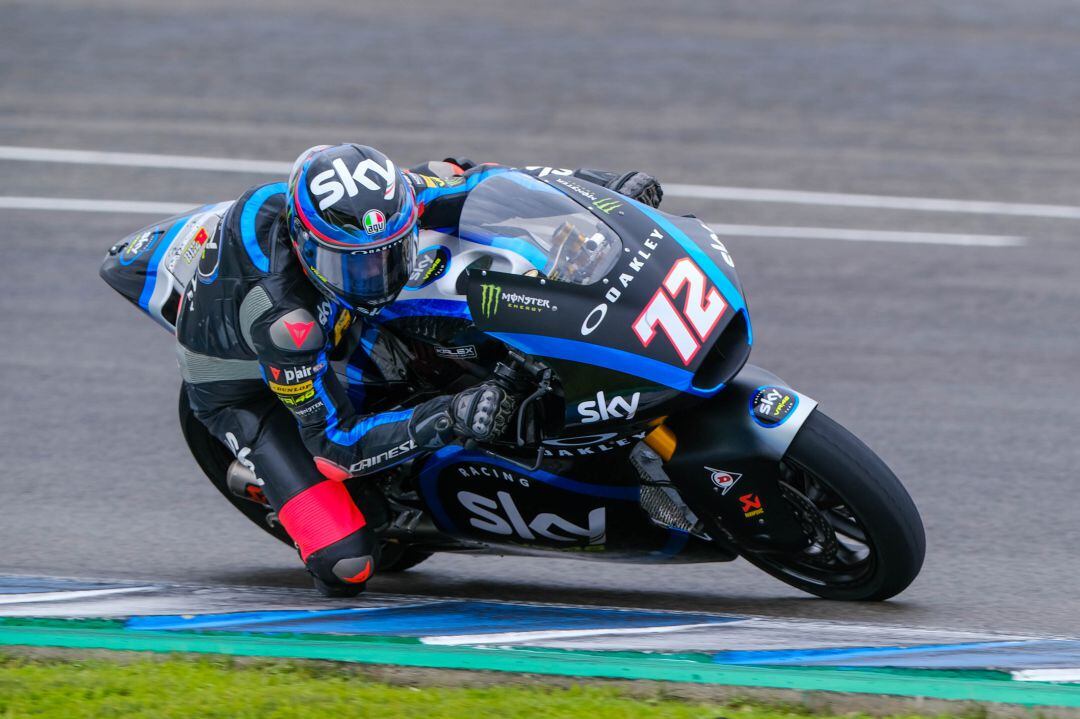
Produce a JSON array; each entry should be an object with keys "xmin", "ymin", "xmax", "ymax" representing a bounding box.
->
[{"xmin": 779, "ymin": 481, "xmax": 839, "ymax": 565}]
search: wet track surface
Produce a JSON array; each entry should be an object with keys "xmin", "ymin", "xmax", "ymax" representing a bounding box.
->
[{"xmin": 1, "ymin": 0, "xmax": 1077, "ymax": 635}]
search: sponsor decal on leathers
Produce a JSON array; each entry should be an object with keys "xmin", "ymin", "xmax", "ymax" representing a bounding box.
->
[
  {"xmin": 267, "ymin": 380, "xmax": 314, "ymax": 396},
  {"xmin": 349, "ymin": 439, "xmax": 416, "ymax": 474},
  {"xmin": 269, "ymin": 309, "xmax": 324, "ymax": 352}
]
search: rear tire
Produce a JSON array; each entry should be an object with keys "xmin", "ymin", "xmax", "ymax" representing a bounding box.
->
[
  {"xmin": 378, "ymin": 543, "xmax": 433, "ymax": 573},
  {"xmin": 738, "ymin": 410, "xmax": 925, "ymax": 601},
  {"xmin": 178, "ymin": 388, "xmax": 434, "ymax": 571},
  {"xmin": 178, "ymin": 388, "xmax": 294, "ymax": 546}
]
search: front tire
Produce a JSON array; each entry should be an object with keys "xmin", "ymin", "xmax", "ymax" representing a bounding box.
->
[{"xmin": 738, "ymin": 410, "xmax": 925, "ymax": 601}]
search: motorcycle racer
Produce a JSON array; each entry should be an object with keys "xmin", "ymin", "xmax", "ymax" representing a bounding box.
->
[{"xmin": 102, "ymin": 143, "xmax": 663, "ymax": 597}]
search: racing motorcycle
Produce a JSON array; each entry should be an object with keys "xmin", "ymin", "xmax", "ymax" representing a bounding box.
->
[{"xmin": 117, "ymin": 169, "xmax": 926, "ymax": 601}]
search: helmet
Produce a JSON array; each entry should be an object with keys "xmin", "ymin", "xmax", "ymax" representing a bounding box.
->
[{"xmin": 286, "ymin": 144, "xmax": 418, "ymax": 313}]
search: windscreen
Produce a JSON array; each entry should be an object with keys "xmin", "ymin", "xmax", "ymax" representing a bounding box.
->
[{"xmin": 458, "ymin": 172, "xmax": 622, "ymax": 284}]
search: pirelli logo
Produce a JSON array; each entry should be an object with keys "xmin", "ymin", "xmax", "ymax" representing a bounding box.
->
[{"xmin": 268, "ymin": 380, "xmax": 314, "ymax": 396}]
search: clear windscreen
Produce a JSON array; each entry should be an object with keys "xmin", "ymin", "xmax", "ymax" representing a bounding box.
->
[{"xmin": 458, "ymin": 172, "xmax": 622, "ymax": 284}]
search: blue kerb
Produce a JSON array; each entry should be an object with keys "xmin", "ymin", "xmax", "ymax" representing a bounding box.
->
[{"xmin": 126, "ymin": 600, "xmax": 737, "ymax": 636}]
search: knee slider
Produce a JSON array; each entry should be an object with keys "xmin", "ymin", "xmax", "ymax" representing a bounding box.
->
[{"xmin": 305, "ymin": 528, "xmax": 380, "ymax": 586}]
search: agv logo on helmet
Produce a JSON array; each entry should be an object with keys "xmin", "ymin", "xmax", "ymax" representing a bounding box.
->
[{"xmin": 309, "ymin": 157, "xmax": 398, "ymax": 210}]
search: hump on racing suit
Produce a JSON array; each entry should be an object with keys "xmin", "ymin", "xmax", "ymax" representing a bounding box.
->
[{"xmin": 100, "ymin": 201, "xmax": 235, "ymax": 331}]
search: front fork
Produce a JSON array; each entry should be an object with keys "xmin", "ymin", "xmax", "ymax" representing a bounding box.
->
[{"xmin": 645, "ymin": 365, "xmax": 819, "ymax": 552}]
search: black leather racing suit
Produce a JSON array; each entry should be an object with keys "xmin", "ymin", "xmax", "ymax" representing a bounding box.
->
[{"xmin": 174, "ymin": 161, "xmax": 655, "ymax": 589}]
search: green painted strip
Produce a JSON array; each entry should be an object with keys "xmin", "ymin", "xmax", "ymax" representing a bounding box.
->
[{"xmin": 1, "ymin": 619, "xmax": 1078, "ymax": 708}]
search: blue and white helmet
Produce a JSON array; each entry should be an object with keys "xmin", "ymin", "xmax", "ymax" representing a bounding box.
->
[{"xmin": 286, "ymin": 144, "xmax": 418, "ymax": 312}]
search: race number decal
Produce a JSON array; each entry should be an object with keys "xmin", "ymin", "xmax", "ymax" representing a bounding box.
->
[{"xmin": 632, "ymin": 258, "xmax": 727, "ymax": 365}]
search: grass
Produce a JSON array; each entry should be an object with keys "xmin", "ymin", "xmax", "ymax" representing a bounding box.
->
[{"xmin": 0, "ymin": 652, "xmax": 960, "ymax": 719}]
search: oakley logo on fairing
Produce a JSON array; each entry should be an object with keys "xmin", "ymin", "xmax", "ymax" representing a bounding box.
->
[
  {"xmin": 581, "ymin": 228, "xmax": 663, "ymax": 336},
  {"xmin": 309, "ymin": 158, "xmax": 397, "ymax": 210},
  {"xmin": 577, "ymin": 391, "xmax": 641, "ymax": 424},
  {"xmin": 457, "ymin": 490, "xmax": 606, "ymax": 545}
]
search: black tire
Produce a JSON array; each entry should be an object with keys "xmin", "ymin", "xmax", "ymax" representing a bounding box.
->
[
  {"xmin": 178, "ymin": 388, "xmax": 295, "ymax": 546},
  {"xmin": 178, "ymin": 388, "xmax": 433, "ymax": 569},
  {"xmin": 739, "ymin": 409, "xmax": 925, "ymax": 601}
]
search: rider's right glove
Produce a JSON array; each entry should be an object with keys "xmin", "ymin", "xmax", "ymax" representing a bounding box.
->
[
  {"xmin": 410, "ymin": 382, "xmax": 518, "ymax": 450},
  {"xmin": 608, "ymin": 171, "xmax": 663, "ymax": 208}
]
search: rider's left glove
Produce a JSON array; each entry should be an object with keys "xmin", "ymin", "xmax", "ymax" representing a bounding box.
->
[
  {"xmin": 449, "ymin": 382, "xmax": 516, "ymax": 442},
  {"xmin": 409, "ymin": 382, "xmax": 517, "ymax": 450}
]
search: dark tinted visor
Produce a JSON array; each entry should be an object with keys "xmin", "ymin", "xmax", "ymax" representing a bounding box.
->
[{"xmin": 304, "ymin": 230, "xmax": 417, "ymax": 309}]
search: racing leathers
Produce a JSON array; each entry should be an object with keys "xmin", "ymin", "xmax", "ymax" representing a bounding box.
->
[{"xmin": 170, "ymin": 160, "xmax": 661, "ymax": 592}]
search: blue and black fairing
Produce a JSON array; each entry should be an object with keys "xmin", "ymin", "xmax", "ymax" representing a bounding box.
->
[{"xmin": 460, "ymin": 172, "xmax": 753, "ymax": 431}]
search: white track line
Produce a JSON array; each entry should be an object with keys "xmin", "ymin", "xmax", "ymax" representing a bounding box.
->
[
  {"xmin": 0, "ymin": 196, "xmax": 1025, "ymax": 247},
  {"xmin": 1, "ymin": 144, "xmax": 1078, "ymax": 220},
  {"xmin": 0, "ymin": 196, "xmax": 196, "ymax": 214},
  {"xmin": 0, "ymin": 145, "xmax": 291, "ymax": 174},
  {"xmin": 1012, "ymin": 668, "xmax": 1080, "ymax": 683},
  {"xmin": 420, "ymin": 622, "xmax": 728, "ymax": 646},
  {"xmin": 669, "ymin": 183, "xmax": 1080, "ymax": 220},
  {"xmin": 707, "ymin": 223, "xmax": 1025, "ymax": 247},
  {"xmin": 0, "ymin": 586, "xmax": 157, "ymax": 605}
]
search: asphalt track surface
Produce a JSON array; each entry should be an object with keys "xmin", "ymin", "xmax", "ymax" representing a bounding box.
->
[{"xmin": 1, "ymin": 0, "xmax": 1078, "ymax": 636}]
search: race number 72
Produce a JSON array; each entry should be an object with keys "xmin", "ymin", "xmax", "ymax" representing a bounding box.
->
[{"xmin": 632, "ymin": 258, "xmax": 727, "ymax": 365}]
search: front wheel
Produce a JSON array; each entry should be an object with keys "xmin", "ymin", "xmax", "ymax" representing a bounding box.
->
[{"xmin": 738, "ymin": 410, "xmax": 925, "ymax": 601}]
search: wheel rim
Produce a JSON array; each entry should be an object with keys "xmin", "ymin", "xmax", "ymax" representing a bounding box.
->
[{"xmin": 741, "ymin": 459, "xmax": 877, "ymax": 588}]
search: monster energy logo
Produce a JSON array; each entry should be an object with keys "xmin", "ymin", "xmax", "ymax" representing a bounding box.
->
[
  {"xmin": 592, "ymin": 198, "xmax": 623, "ymax": 214},
  {"xmin": 480, "ymin": 283, "xmax": 501, "ymax": 318}
]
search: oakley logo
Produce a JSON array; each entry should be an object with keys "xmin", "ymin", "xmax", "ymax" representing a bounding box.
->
[{"xmin": 309, "ymin": 158, "xmax": 397, "ymax": 210}]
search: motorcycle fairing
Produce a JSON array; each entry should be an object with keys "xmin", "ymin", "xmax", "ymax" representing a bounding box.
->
[
  {"xmin": 416, "ymin": 444, "xmax": 702, "ymax": 558},
  {"xmin": 460, "ymin": 174, "xmax": 752, "ymax": 399},
  {"xmin": 662, "ymin": 364, "xmax": 820, "ymax": 550}
]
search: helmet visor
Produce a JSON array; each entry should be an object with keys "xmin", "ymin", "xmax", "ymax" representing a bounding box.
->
[{"xmin": 302, "ymin": 229, "xmax": 417, "ymax": 310}]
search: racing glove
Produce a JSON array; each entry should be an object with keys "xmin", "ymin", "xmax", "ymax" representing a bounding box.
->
[
  {"xmin": 608, "ymin": 171, "xmax": 663, "ymax": 208},
  {"xmin": 409, "ymin": 382, "xmax": 518, "ymax": 449},
  {"xmin": 442, "ymin": 156, "xmax": 477, "ymax": 172},
  {"xmin": 573, "ymin": 169, "xmax": 664, "ymax": 207}
]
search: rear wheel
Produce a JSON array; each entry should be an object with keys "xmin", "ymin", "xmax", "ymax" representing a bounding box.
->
[
  {"xmin": 178, "ymin": 388, "xmax": 294, "ymax": 546},
  {"xmin": 377, "ymin": 543, "xmax": 433, "ymax": 572},
  {"xmin": 178, "ymin": 388, "xmax": 434, "ymax": 570},
  {"xmin": 737, "ymin": 410, "xmax": 925, "ymax": 601}
]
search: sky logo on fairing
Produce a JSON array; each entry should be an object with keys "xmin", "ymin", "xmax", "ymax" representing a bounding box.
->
[
  {"xmin": 309, "ymin": 158, "xmax": 397, "ymax": 210},
  {"xmin": 577, "ymin": 391, "xmax": 640, "ymax": 424},
  {"xmin": 458, "ymin": 490, "xmax": 606, "ymax": 545}
]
